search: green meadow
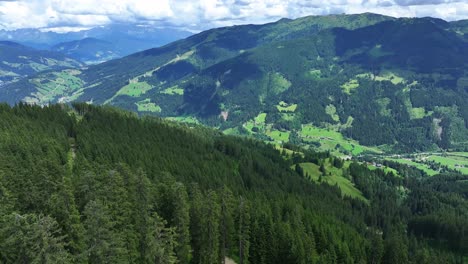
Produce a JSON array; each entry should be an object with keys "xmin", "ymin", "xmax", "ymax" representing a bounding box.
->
[
  {"xmin": 276, "ymin": 101, "xmax": 297, "ymax": 112},
  {"xmin": 300, "ymin": 124, "xmax": 381, "ymax": 156},
  {"xmin": 161, "ymin": 86, "xmax": 184, "ymax": 95},
  {"xmin": 117, "ymin": 81, "xmax": 153, "ymax": 97},
  {"xmin": 135, "ymin": 99, "xmax": 161, "ymax": 113},
  {"xmin": 298, "ymin": 161, "xmax": 368, "ymax": 203},
  {"xmin": 387, "ymin": 158, "xmax": 439, "ymax": 176},
  {"xmin": 427, "ymin": 155, "xmax": 468, "ymax": 175}
]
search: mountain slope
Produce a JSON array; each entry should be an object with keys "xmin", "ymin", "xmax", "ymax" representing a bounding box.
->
[
  {"xmin": 51, "ymin": 38, "xmax": 121, "ymax": 64},
  {"xmin": 2, "ymin": 14, "xmax": 468, "ymax": 152},
  {"xmin": 0, "ymin": 13, "xmax": 393, "ymax": 104},
  {"xmin": 0, "ymin": 103, "xmax": 465, "ymax": 262},
  {"xmin": 0, "ymin": 41, "xmax": 82, "ymax": 85}
]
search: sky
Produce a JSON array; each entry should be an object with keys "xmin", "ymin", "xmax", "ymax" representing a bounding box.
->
[{"xmin": 0, "ymin": 0, "xmax": 467, "ymax": 32}]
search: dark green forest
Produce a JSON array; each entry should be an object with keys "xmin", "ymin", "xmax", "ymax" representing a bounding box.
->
[{"xmin": 0, "ymin": 103, "xmax": 466, "ymax": 263}]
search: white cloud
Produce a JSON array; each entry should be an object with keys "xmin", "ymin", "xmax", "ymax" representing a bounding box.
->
[{"xmin": 0, "ymin": 0, "xmax": 466, "ymax": 32}]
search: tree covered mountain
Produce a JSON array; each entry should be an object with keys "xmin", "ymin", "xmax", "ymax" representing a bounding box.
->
[
  {"xmin": 1, "ymin": 13, "xmax": 467, "ymax": 153},
  {"xmin": 0, "ymin": 103, "xmax": 466, "ymax": 263},
  {"xmin": 0, "ymin": 41, "xmax": 82, "ymax": 85}
]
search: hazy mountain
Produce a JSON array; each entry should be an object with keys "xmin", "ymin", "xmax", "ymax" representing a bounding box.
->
[
  {"xmin": 51, "ymin": 38, "xmax": 121, "ymax": 64},
  {"xmin": 0, "ymin": 24, "xmax": 192, "ymax": 60}
]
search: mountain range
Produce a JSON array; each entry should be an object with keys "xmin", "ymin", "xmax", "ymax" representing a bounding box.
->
[
  {"xmin": 0, "ymin": 24, "xmax": 192, "ymax": 63},
  {"xmin": 51, "ymin": 38, "xmax": 121, "ymax": 64},
  {"xmin": 1, "ymin": 13, "xmax": 467, "ymax": 154}
]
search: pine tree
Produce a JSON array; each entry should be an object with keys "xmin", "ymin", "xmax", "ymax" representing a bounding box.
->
[
  {"xmin": 83, "ymin": 200, "xmax": 125, "ymax": 263},
  {"xmin": 319, "ymin": 164, "xmax": 326, "ymax": 176},
  {"xmin": 145, "ymin": 213, "xmax": 178, "ymax": 264},
  {"xmin": 368, "ymin": 234, "xmax": 384, "ymax": 264},
  {"xmin": 238, "ymin": 197, "xmax": 250, "ymax": 264},
  {"xmin": 47, "ymin": 176, "xmax": 85, "ymax": 259},
  {"xmin": 200, "ymin": 190, "xmax": 221, "ymax": 264},
  {"xmin": 156, "ymin": 177, "xmax": 191, "ymax": 264},
  {"xmin": 219, "ymin": 186, "xmax": 236, "ymax": 264},
  {"xmin": 100, "ymin": 169, "xmax": 137, "ymax": 262},
  {"xmin": 0, "ymin": 214, "xmax": 71, "ymax": 263},
  {"xmin": 189, "ymin": 184, "xmax": 204, "ymax": 264},
  {"xmin": 132, "ymin": 168, "xmax": 153, "ymax": 263},
  {"xmin": 383, "ymin": 233, "xmax": 408, "ymax": 264}
]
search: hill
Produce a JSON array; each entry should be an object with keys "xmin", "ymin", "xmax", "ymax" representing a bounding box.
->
[
  {"xmin": 0, "ymin": 103, "xmax": 465, "ymax": 263},
  {"xmin": 1, "ymin": 13, "xmax": 467, "ymax": 153},
  {"xmin": 51, "ymin": 38, "xmax": 121, "ymax": 64},
  {"xmin": 0, "ymin": 41, "xmax": 82, "ymax": 85}
]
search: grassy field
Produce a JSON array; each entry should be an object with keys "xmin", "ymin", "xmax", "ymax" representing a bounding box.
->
[
  {"xmin": 276, "ymin": 101, "xmax": 297, "ymax": 112},
  {"xmin": 325, "ymin": 104, "xmax": 340, "ymax": 122},
  {"xmin": 368, "ymin": 164, "xmax": 400, "ymax": 177},
  {"xmin": 356, "ymin": 72, "xmax": 405, "ymax": 85},
  {"xmin": 374, "ymin": 72, "xmax": 404, "ymax": 85},
  {"xmin": 135, "ymin": 99, "xmax": 161, "ymax": 113},
  {"xmin": 387, "ymin": 158, "xmax": 439, "ymax": 176},
  {"xmin": 451, "ymin": 152, "xmax": 468, "ymax": 157},
  {"xmin": 299, "ymin": 161, "xmax": 368, "ymax": 203},
  {"xmin": 427, "ymin": 155, "xmax": 468, "ymax": 175},
  {"xmin": 243, "ymin": 121, "xmax": 255, "ymax": 132},
  {"xmin": 243, "ymin": 112, "xmax": 267, "ymax": 133},
  {"xmin": 408, "ymin": 107, "xmax": 431, "ymax": 119},
  {"xmin": 161, "ymin": 86, "xmax": 184, "ymax": 95},
  {"xmin": 341, "ymin": 79, "xmax": 359, "ymax": 94},
  {"xmin": 386, "ymin": 152, "xmax": 468, "ymax": 175},
  {"xmin": 117, "ymin": 81, "xmax": 153, "ymax": 97},
  {"xmin": 223, "ymin": 127, "xmax": 241, "ymax": 135},
  {"xmin": 276, "ymin": 145, "xmax": 303, "ymax": 157},
  {"xmin": 267, "ymin": 130, "xmax": 290, "ymax": 142},
  {"xmin": 300, "ymin": 124, "xmax": 381, "ymax": 156},
  {"xmin": 255, "ymin": 113, "xmax": 267, "ymax": 123},
  {"xmin": 28, "ymin": 70, "xmax": 84, "ymax": 104},
  {"xmin": 166, "ymin": 116, "xmax": 200, "ymax": 124}
]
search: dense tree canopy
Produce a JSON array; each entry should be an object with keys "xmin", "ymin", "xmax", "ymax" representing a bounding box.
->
[{"xmin": 0, "ymin": 103, "xmax": 466, "ymax": 263}]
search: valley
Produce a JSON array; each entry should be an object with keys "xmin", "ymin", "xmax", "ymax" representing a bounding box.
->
[{"xmin": 2, "ymin": 14, "xmax": 466, "ymax": 158}]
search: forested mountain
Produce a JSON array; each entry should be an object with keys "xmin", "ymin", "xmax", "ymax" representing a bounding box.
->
[
  {"xmin": 0, "ymin": 41, "xmax": 82, "ymax": 85},
  {"xmin": 0, "ymin": 103, "xmax": 466, "ymax": 263},
  {"xmin": 51, "ymin": 38, "xmax": 121, "ymax": 64},
  {"xmin": 1, "ymin": 13, "xmax": 467, "ymax": 153}
]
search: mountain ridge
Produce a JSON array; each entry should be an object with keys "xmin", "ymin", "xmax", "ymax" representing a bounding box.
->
[
  {"xmin": 1, "ymin": 13, "xmax": 467, "ymax": 153},
  {"xmin": 51, "ymin": 37, "xmax": 121, "ymax": 64}
]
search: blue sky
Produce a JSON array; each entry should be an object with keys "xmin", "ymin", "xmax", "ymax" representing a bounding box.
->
[{"xmin": 0, "ymin": 0, "xmax": 466, "ymax": 32}]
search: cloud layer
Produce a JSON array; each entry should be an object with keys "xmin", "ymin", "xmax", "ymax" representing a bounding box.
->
[{"xmin": 0, "ymin": 0, "xmax": 466, "ymax": 32}]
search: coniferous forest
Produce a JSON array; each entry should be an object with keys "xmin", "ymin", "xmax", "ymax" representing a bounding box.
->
[{"xmin": 0, "ymin": 103, "xmax": 466, "ymax": 263}]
